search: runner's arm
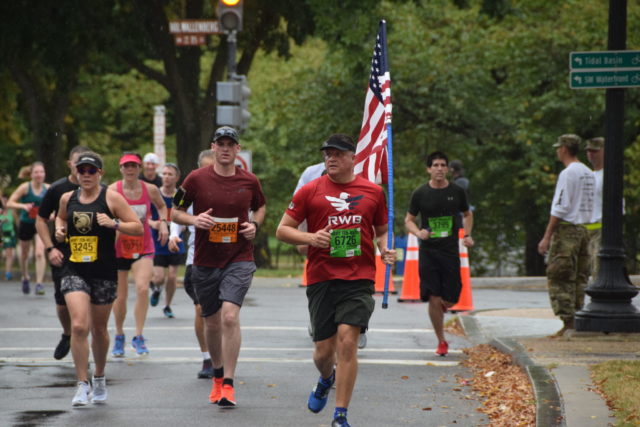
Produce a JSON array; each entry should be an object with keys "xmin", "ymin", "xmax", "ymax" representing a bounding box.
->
[
  {"xmin": 374, "ymin": 224, "xmax": 397, "ymax": 265},
  {"xmin": 104, "ymin": 190, "xmax": 143, "ymax": 236},
  {"xmin": 462, "ymin": 210, "xmax": 474, "ymax": 247},
  {"xmin": 6, "ymin": 183, "xmax": 29, "ymax": 212},
  {"xmin": 147, "ymin": 183, "xmax": 169, "ymax": 244},
  {"xmin": 276, "ymin": 213, "xmax": 330, "ymax": 248},
  {"xmin": 54, "ymin": 193, "xmax": 70, "ymax": 243},
  {"xmin": 404, "ymin": 212, "xmax": 431, "ymax": 240}
]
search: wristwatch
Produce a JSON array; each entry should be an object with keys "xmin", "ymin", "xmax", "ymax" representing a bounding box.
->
[
  {"xmin": 113, "ymin": 219, "xmax": 120, "ymax": 230},
  {"xmin": 251, "ymin": 220, "xmax": 259, "ymax": 231},
  {"xmin": 45, "ymin": 246, "xmax": 54, "ymax": 254}
]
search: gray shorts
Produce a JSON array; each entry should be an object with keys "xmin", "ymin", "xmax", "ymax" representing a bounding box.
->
[
  {"xmin": 191, "ymin": 262, "xmax": 256, "ymax": 317},
  {"xmin": 61, "ymin": 275, "xmax": 117, "ymax": 305}
]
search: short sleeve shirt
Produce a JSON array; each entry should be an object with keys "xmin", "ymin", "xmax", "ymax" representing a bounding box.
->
[
  {"xmin": 177, "ymin": 166, "xmax": 266, "ymax": 268},
  {"xmin": 286, "ymin": 175, "xmax": 388, "ymax": 285},
  {"xmin": 408, "ymin": 182, "xmax": 469, "ymax": 255}
]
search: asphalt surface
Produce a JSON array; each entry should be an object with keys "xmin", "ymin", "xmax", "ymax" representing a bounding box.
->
[{"xmin": 0, "ymin": 276, "xmax": 486, "ymax": 427}]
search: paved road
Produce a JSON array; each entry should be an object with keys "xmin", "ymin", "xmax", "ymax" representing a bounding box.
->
[{"xmin": 0, "ymin": 277, "xmax": 493, "ymax": 427}]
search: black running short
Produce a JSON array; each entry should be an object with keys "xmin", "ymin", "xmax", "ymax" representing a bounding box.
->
[
  {"xmin": 418, "ymin": 248, "xmax": 462, "ymax": 304},
  {"xmin": 306, "ymin": 279, "xmax": 375, "ymax": 342}
]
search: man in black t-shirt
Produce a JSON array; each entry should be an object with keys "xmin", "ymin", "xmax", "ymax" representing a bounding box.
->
[
  {"xmin": 404, "ymin": 151, "xmax": 474, "ymax": 357},
  {"xmin": 35, "ymin": 145, "xmax": 91, "ymax": 360}
]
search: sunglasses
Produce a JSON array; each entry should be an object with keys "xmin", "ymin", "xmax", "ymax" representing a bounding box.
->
[{"xmin": 77, "ymin": 167, "xmax": 99, "ymax": 175}]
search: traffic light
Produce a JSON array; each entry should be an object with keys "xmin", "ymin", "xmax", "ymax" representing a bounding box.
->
[
  {"xmin": 216, "ymin": 75, "xmax": 251, "ymax": 131},
  {"xmin": 218, "ymin": 0, "xmax": 243, "ymax": 32}
]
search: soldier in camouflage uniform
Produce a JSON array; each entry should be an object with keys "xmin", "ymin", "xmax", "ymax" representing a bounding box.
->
[{"xmin": 538, "ymin": 134, "xmax": 595, "ymax": 337}]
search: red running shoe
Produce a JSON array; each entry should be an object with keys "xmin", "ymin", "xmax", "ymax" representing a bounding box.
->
[
  {"xmin": 436, "ymin": 340, "xmax": 449, "ymax": 356},
  {"xmin": 218, "ymin": 384, "xmax": 236, "ymax": 407},
  {"xmin": 209, "ymin": 377, "xmax": 223, "ymax": 404}
]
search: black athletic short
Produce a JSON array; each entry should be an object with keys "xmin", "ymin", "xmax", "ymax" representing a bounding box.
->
[
  {"xmin": 18, "ymin": 221, "xmax": 37, "ymax": 241},
  {"xmin": 116, "ymin": 254, "xmax": 153, "ymax": 271},
  {"xmin": 154, "ymin": 253, "xmax": 186, "ymax": 267},
  {"xmin": 52, "ymin": 264, "xmax": 66, "ymax": 306},
  {"xmin": 306, "ymin": 279, "xmax": 375, "ymax": 342},
  {"xmin": 183, "ymin": 265, "xmax": 198, "ymax": 305},
  {"xmin": 418, "ymin": 247, "xmax": 462, "ymax": 304}
]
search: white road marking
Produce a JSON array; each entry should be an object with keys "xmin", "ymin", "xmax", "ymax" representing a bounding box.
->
[
  {"xmin": 0, "ymin": 356, "xmax": 460, "ymax": 367},
  {"xmin": 0, "ymin": 326, "xmax": 434, "ymax": 333},
  {"xmin": 0, "ymin": 346, "xmax": 463, "ymax": 354}
]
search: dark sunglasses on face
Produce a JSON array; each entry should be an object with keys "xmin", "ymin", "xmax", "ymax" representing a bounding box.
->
[{"xmin": 78, "ymin": 167, "xmax": 99, "ymax": 175}]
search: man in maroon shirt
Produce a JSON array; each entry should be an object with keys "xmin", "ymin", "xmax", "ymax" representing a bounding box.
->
[
  {"xmin": 276, "ymin": 133, "xmax": 395, "ymax": 427},
  {"xmin": 172, "ymin": 126, "xmax": 266, "ymax": 408}
]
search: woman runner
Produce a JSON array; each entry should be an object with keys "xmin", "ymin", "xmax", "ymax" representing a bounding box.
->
[{"xmin": 55, "ymin": 152, "xmax": 142, "ymax": 406}]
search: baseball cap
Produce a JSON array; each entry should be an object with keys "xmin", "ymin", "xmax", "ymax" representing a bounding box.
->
[
  {"xmin": 552, "ymin": 134, "xmax": 581, "ymax": 150},
  {"xmin": 320, "ymin": 134, "xmax": 356, "ymax": 152},
  {"xmin": 75, "ymin": 154, "xmax": 103, "ymax": 169},
  {"xmin": 586, "ymin": 137, "xmax": 604, "ymax": 151},
  {"xmin": 212, "ymin": 126, "xmax": 239, "ymax": 144},
  {"xmin": 143, "ymin": 153, "xmax": 160, "ymax": 164},
  {"xmin": 119, "ymin": 153, "xmax": 142, "ymax": 166}
]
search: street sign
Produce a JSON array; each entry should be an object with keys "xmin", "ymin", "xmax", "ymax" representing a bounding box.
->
[
  {"xmin": 175, "ymin": 34, "xmax": 206, "ymax": 46},
  {"xmin": 169, "ymin": 20, "xmax": 221, "ymax": 34},
  {"xmin": 570, "ymin": 70, "xmax": 640, "ymax": 89},
  {"xmin": 570, "ymin": 51, "xmax": 640, "ymax": 70}
]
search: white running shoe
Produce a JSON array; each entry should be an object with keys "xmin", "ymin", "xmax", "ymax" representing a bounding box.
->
[
  {"xmin": 72, "ymin": 381, "xmax": 91, "ymax": 407},
  {"xmin": 91, "ymin": 376, "xmax": 107, "ymax": 404}
]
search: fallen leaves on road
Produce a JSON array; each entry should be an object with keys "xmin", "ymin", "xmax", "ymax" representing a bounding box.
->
[{"xmin": 459, "ymin": 344, "xmax": 536, "ymax": 427}]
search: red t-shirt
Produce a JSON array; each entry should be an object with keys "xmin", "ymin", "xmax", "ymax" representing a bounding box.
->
[
  {"xmin": 286, "ymin": 175, "xmax": 387, "ymax": 285},
  {"xmin": 179, "ymin": 166, "xmax": 266, "ymax": 268}
]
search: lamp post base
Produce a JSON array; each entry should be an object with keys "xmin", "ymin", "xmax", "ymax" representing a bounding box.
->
[{"xmin": 575, "ymin": 299, "xmax": 640, "ymax": 333}]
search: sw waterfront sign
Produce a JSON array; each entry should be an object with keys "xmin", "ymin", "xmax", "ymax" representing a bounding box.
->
[{"xmin": 570, "ymin": 50, "xmax": 640, "ymax": 89}]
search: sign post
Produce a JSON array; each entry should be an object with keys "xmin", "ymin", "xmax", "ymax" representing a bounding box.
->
[{"xmin": 569, "ymin": 50, "xmax": 640, "ymax": 89}]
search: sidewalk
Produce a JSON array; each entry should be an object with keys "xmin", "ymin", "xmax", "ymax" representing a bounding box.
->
[{"xmin": 460, "ymin": 279, "xmax": 640, "ymax": 427}]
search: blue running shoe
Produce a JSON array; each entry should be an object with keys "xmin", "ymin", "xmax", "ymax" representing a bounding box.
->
[
  {"xmin": 22, "ymin": 279, "xmax": 30, "ymax": 294},
  {"xmin": 132, "ymin": 335, "xmax": 149, "ymax": 355},
  {"xmin": 150, "ymin": 285, "xmax": 160, "ymax": 307},
  {"xmin": 331, "ymin": 415, "xmax": 351, "ymax": 427},
  {"xmin": 308, "ymin": 370, "xmax": 335, "ymax": 413},
  {"xmin": 112, "ymin": 334, "xmax": 125, "ymax": 357},
  {"xmin": 163, "ymin": 306, "xmax": 174, "ymax": 318}
]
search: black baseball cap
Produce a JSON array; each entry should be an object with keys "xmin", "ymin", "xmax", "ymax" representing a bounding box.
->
[
  {"xmin": 212, "ymin": 126, "xmax": 239, "ymax": 144},
  {"xmin": 75, "ymin": 154, "xmax": 103, "ymax": 169},
  {"xmin": 320, "ymin": 134, "xmax": 356, "ymax": 152}
]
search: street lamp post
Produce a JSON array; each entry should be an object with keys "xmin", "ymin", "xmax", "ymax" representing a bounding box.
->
[{"xmin": 575, "ymin": 0, "xmax": 640, "ymax": 332}]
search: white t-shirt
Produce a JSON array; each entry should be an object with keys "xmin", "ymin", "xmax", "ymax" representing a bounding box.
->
[
  {"xmin": 294, "ymin": 162, "xmax": 325, "ymax": 194},
  {"xmin": 550, "ymin": 161, "xmax": 595, "ymax": 224},
  {"xmin": 591, "ymin": 169, "xmax": 603, "ymax": 223}
]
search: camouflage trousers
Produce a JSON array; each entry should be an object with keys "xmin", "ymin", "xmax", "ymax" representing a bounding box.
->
[
  {"xmin": 588, "ymin": 227, "xmax": 602, "ymax": 280},
  {"xmin": 546, "ymin": 223, "xmax": 590, "ymax": 321}
]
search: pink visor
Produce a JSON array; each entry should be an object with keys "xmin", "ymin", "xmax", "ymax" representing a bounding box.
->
[{"xmin": 119, "ymin": 154, "xmax": 142, "ymax": 165}]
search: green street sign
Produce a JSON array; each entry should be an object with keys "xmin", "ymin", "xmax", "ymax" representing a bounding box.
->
[
  {"xmin": 570, "ymin": 70, "xmax": 640, "ymax": 89},
  {"xmin": 570, "ymin": 51, "xmax": 640, "ymax": 69}
]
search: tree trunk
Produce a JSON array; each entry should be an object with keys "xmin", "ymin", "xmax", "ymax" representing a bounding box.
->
[{"xmin": 524, "ymin": 226, "xmax": 546, "ymax": 276}]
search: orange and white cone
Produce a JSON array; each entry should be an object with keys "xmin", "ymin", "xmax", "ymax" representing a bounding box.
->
[
  {"xmin": 299, "ymin": 259, "xmax": 309, "ymax": 287},
  {"xmin": 451, "ymin": 228, "xmax": 473, "ymax": 311},
  {"xmin": 398, "ymin": 233, "xmax": 421, "ymax": 302}
]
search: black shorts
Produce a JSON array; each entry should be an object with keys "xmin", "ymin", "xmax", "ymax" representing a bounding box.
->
[
  {"xmin": 183, "ymin": 264, "xmax": 198, "ymax": 305},
  {"xmin": 154, "ymin": 253, "xmax": 186, "ymax": 267},
  {"xmin": 418, "ymin": 248, "xmax": 462, "ymax": 304},
  {"xmin": 306, "ymin": 279, "xmax": 375, "ymax": 342},
  {"xmin": 191, "ymin": 262, "xmax": 256, "ymax": 317},
  {"xmin": 18, "ymin": 221, "xmax": 37, "ymax": 241},
  {"xmin": 116, "ymin": 254, "xmax": 153, "ymax": 271},
  {"xmin": 52, "ymin": 264, "xmax": 66, "ymax": 306}
]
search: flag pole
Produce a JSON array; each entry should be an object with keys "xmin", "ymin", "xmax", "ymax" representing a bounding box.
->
[{"xmin": 382, "ymin": 121, "xmax": 394, "ymax": 309}]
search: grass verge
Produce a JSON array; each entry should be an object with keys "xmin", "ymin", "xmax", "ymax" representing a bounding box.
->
[{"xmin": 591, "ymin": 360, "xmax": 640, "ymax": 426}]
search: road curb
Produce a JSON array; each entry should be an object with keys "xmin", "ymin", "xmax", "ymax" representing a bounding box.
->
[{"xmin": 459, "ymin": 315, "xmax": 565, "ymax": 427}]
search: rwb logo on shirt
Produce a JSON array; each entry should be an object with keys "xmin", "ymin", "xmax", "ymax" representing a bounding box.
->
[
  {"xmin": 328, "ymin": 215, "xmax": 362, "ymax": 226},
  {"xmin": 325, "ymin": 192, "xmax": 363, "ymax": 212}
]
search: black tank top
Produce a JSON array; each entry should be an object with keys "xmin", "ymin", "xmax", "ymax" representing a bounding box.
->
[{"xmin": 65, "ymin": 187, "xmax": 117, "ymax": 281}]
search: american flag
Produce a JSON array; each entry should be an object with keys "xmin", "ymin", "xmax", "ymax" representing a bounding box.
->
[{"xmin": 354, "ymin": 20, "xmax": 392, "ymax": 185}]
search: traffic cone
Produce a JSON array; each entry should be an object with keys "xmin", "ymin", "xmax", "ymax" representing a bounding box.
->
[
  {"xmin": 374, "ymin": 248, "xmax": 397, "ymax": 294},
  {"xmin": 299, "ymin": 259, "xmax": 308, "ymax": 287},
  {"xmin": 451, "ymin": 228, "xmax": 474, "ymax": 311},
  {"xmin": 398, "ymin": 234, "xmax": 421, "ymax": 302}
]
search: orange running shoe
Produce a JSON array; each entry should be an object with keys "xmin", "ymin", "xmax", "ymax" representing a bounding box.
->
[
  {"xmin": 209, "ymin": 377, "xmax": 223, "ymax": 404},
  {"xmin": 218, "ymin": 384, "xmax": 236, "ymax": 407},
  {"xmin": 435, "ymin": 340, "xmax": 449, "ymax": 356}
]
